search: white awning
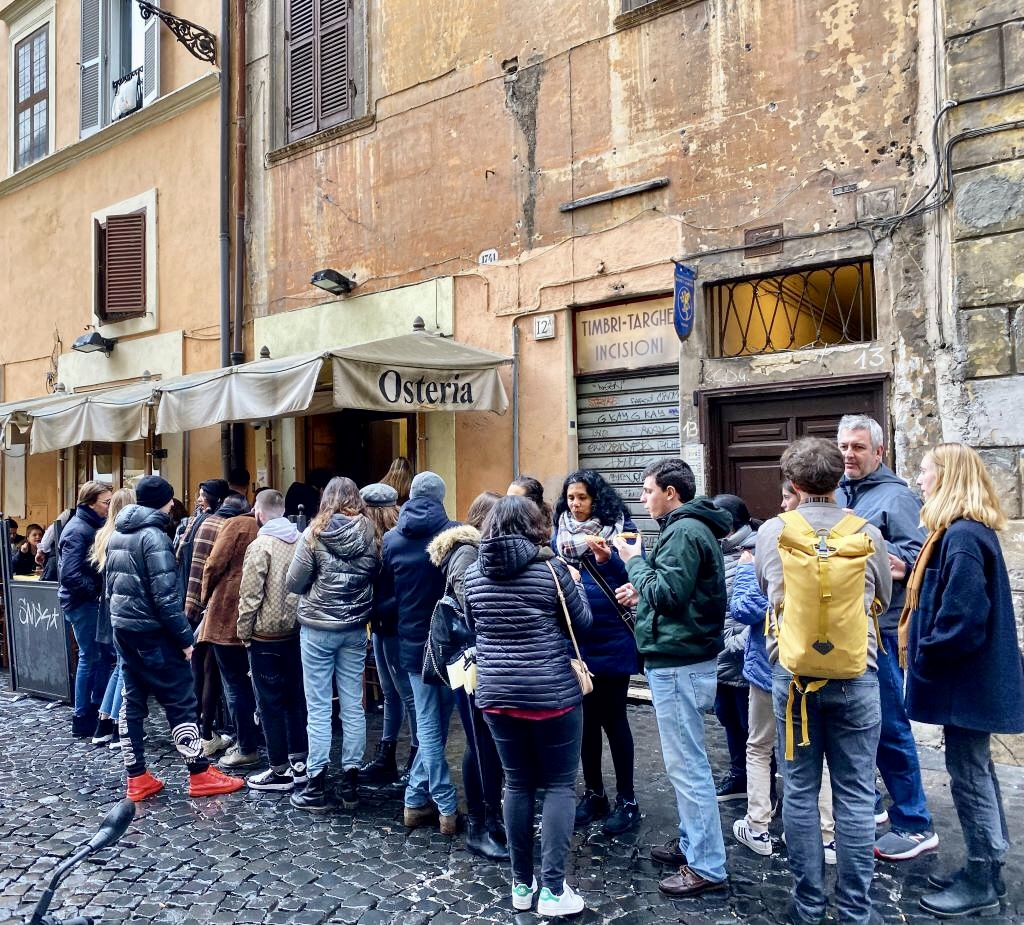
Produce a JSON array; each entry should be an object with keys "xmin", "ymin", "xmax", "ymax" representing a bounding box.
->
[
  {"xmin": 154, "ymin": 352, "xmax": 325, "ymax": 435},
  {"xmin": 29, "ymin": 382, "xmax": 154, "ymax": 454}
]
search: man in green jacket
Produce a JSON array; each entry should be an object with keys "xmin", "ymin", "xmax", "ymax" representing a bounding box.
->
[{"xmin": 614, "ymin": 457, "xmax": 732, "ymax": 898}]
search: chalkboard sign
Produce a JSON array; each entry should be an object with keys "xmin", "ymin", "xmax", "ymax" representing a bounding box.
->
[{"xmin": 1, "ymin": 520, "xmax": 73, "ymax": 701}]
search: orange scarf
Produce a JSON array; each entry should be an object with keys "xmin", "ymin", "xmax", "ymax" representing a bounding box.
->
[{"xmin": 896, "ymin": 527, "xmax": 945, "ymax": 669}]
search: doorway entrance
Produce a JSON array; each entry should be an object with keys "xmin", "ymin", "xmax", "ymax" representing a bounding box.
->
[
  {"xmin": 305, "ymin": 409, "xmax": 416, "ymax": 487},
  {"xmin": 704, "ymin": 376, "xmax": 887, "ymax": 521}
]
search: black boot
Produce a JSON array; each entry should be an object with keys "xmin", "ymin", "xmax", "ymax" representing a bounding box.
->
[
  {"xmin": 339, "ymin": 767, "xmax": 359, "ymax": 809},
  {"xmin": 360, "ymin": 740, "xmax": 398, "ymax": 785},
  {"xmin": 485, "ymin": 806, "xmax": 507, "ymax": 845},
  {"xmin": 466, "ymin": 817, "xmax": 510, "ymax": 861},
  {"xmin": 928, "ymin": 861, "xmax": 1007, "ymax": 900},
  {"xmin": 400, "ymin": 745, "xmax": 418, "ymax": 784},
  {"xmin": 919, "ymin": 860, "xmax": 1000, "ymax": 918},
  {"xmin": 289, "ymin": 768, "xmax": 332, "ymax": 813}
]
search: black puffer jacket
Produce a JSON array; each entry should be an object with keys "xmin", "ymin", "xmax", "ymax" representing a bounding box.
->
[
  {"xmin": 57, "ymin": 504, "xmax": 106, "ymax": 611},
  {"xmin": 465, "ymin": 535, "xmax": 593, "ymax": 711},
  {"xmin": 287, "ymin": 513, "xmax": 378, "ymax": 631},
  {"xmin": 106, "ymin": 505, "xmax": 193, "ymax": 649}
]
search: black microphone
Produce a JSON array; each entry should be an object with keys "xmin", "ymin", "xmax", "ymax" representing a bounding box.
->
[{"xmin": 86, "ymin": 799, "xmax": 136, "ymax": 852}]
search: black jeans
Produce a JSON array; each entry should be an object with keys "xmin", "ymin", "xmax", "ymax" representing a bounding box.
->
[
  {"xmin": 485, "ymin": 706, "xmax": 583, "ymax": 892},
  {"xmin": 191, "ymin": 642, "xmax": 222, "ymax": 739},
  {"xmin": 454, "ymin": 687, "xmax": 503, "ymax": 821},
  {"xmin": 581, "ymin": 673, "xmax": 635, "ymax": 800},
  {"xmin": 114, "ymin": 628, "xmax": 208, "ymax": 777},
  {"xmin": 714, "ymin": 681, "xmax": 749, "ymax": 781},
  {"xmin": 248, "ymin": 637, "xmax": 308, "ymax": 769},
  {"xmin": 213, "ymin": 643, "xmax": 260, "ymax": 754}
]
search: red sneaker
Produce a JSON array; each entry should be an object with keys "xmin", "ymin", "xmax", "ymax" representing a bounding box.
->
[
  {"xmin": 189, "ymin": 765, "xmax": 245, "ymax": 797},
  {"xmin": 127, "ymin": 770, "xmax": 165, "ymax": 802}
]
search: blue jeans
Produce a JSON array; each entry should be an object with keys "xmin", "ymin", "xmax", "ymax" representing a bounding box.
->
[
  {"xmin": 373, "ymin": 632, "xmax": 418, "ymax": 747},
  {"xmin": 485, "ymin": 706, "xmax": 582, "ymax": 891},
  {"xmin": 944, "ymin": 725, "xmax": 1010, "ymax": 863},
  {"xmin": 300, "ymin": 625, "xmax": 367, "ymax": 775},
  {"xmin": 405, "ymin": 672, "xmax": 457, "ymax": 816},
  {"xmin": 773, "ymin": 665, "xmax": 881, "ymax": 925},
  {"xmin": 65, "ymin": 602, "xmax": 114, "ymax": 724},
  {"xmin": 646, "ymin": 659, "xmax": 727, "ymax": 883},
  {"xmin": 875, "ymin": 632, "xmax": 932, "ymax": 833},
  {"xmin": 99, "ymin": 659, "xmax": 124, "ymax": 720}
]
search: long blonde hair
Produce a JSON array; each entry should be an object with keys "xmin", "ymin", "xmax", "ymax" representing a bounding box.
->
[
  {"xmin": 920, "ymin": 443, "xmax": 1007, "ymax": 533},
  {"xmin": 89, "ymin": 488, "xmax": 137, "ymax": 571},
  {"xmin": 308, "ymin": 477, "xmax": 366, "ymax": 544}
]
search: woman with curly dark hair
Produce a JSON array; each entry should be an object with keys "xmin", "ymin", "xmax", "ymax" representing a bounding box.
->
[{"xmin": 553, "ymin": 469, "xmax": 641, "ymax": 835}]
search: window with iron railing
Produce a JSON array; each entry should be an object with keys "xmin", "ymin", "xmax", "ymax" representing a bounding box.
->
[{"xmin": 706, "ymin": 260, "xmax": 875, "ymax": 358}]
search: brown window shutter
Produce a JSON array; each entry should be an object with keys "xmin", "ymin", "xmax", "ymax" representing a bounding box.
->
[
  {"xmin": 102, "ymin": 213, "xmax": 146, "ymax": 319},
  {"xmin": 318, "ymin": 0, "xmax": 351, "ymax": 129},
  {"xmin": 286, "ymin": 0, "xmax": 316, "ymax": 142},
  {"xmin": 94, "ymin": 218, "xmax": 107, "ymax": 316}
]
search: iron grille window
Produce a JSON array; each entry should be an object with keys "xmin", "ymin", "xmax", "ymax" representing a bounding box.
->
[
  {"xmin": 706, "ymin": 260, "xmax": 875, "ymax": 358},
  {"xmin": 14, "ymin": 24, "xmax": 48, "ymax": 171}
]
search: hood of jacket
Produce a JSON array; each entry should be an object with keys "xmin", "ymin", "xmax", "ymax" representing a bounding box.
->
[
  {"xmin": 476, "ymin": 534, "xmax": 554, "ymax": 579},
  {"xmin": 397, "ymin": 495, "xmax": 452, "ymax": 539},
  {"xmin": 721, "ymin": 522, "xmax": 757, "ymax": 555},
  {"xmin": 427, "ymin": 524, "xmax": 481, "ymax": 568},
  {"xmin": 312, "ymin": 512, "xmax": 374, "ymax": 558},
  {"xmin": 660, "ymin": 497, "xmax": 732, "ymax": 539},
  {"xmin": 115, "ymin": 504, "xmax": 169, "ymax": 534},
  {"xmin": 259, "ymin": 516, "xmax": 299, "ymax": 543}
]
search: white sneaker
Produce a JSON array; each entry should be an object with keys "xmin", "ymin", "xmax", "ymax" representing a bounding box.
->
[
  {"xmin": 823, "ymin": 840, "xmax": 837, "ymax": 866},
  {"xmin": 511, "ymin": 876, "xmax": 537, "ymax": 911},
  {"xmin": 201, "ymin": 732, "xmax": 233, "ymax": 758},
  {"xmin": 733, "ymin": 818, "xmax": 772, "ymax": 857},
  {"xmin": 536, "ymin": 881, "xmax": 585, "ymax": 917}
]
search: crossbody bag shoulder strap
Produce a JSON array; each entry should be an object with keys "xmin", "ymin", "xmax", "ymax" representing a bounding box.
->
[
  {"xmin": 545, "ymin": 560, "xmax": 585, "ymax": 663},
  {"xmin": 579, "ymin": 554, "xmax": 635, "ymax": 631}
]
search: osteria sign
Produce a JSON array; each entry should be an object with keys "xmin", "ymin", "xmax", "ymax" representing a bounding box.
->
[{"xmin": 574, "ymin": 297, "xmax": 678, "ymax": 375}]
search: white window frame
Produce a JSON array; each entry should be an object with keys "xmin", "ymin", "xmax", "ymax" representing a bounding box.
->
[
  {"xmin": 6, "ymin": 0, "xmax": 55, "ymax": 175},
  {"xmin": 91, "ymin": 188, "xmax": 159, "ymax": 337}
]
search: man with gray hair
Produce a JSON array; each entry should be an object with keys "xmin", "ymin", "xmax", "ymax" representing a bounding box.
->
[
  {"xmin": 237, "ymin": 489, "xmax": 308, "ymax": 792},
  {"xmin": 836, "ymin": 414, "xmax": 936, "ymax": 862}
]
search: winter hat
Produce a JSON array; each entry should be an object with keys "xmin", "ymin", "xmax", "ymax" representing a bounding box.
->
[
  {"xmin": 410, "ymin": 471, "xmax": 445, "ymax": 503},
  {"xmin": 199, "ymin": 478, "xmax": 230, "ymax": 509},
  {"xmin": 360, "ymin": 483, "xmax": 399, "ymax": 508},
  {"xmin": 135, "ymin": 476, "xmax": 175, "ymax": 510}
]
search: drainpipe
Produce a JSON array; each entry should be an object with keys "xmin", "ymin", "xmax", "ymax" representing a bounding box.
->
[
  {"xmin": 219, "ymin": 0, "xmax": 231, "ymax": 475},
  {"xmin": 229, "ymin": 0, "xmax": 247, "ymax": 474},
  {"xmin": 512, "ymin": 319, "xmax": 520, "ymax": 478}
]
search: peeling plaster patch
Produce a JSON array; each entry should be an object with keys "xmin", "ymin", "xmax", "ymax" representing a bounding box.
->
[
  {"xmin": 962, "ymin": 376, "xmax": 1024, "ymax": 445},
  {"xmin": 505, "ymin": 62, "xmax": 544, "ymax": 245},
  {"xmin": 956, "ymin": 175, "xmax": 1024, "ymax": 232}
]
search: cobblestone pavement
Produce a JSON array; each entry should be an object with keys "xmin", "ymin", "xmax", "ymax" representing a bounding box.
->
[{"xmin": 1, "ymin": 675, "xmax": 1021, "ymax": 925}]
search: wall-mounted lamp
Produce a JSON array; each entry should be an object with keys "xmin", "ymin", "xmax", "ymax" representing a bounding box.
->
[
  {"xmin": 72, "ymin": 331, "xmax": 117, "ymax": 356},
  {"xmin": 310, "ymin": 269, "xmax": 356, "ymax": 296}
]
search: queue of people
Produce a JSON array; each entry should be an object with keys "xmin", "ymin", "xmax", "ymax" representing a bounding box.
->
[{"xmin": 46, "ymin": 424, "xmax": 1023, "ymax": 921}]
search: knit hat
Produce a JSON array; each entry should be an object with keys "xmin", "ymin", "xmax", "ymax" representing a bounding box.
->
[
  {"xmin": 409, "ymin": 471, "xmax": 445, "ymax": 502},
  {"xmin": 199, "ymin": 478, "xmax": 230, "ymax": 509},
  {"xmin": 135, "ymin": 476, "xmax": 175, "ymax": 510},
  {"xmin": 360, "ymin": 483, "xmax": 399, "ymax": 507}
]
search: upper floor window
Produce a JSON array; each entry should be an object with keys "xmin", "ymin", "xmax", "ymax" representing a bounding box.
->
[
  {"xmin": 284, "ymin": 0, "xmax": 359, "ymax": 143},
  {"xmin": 80, "ymin": 0, "xmax": 160, "ymax": 138},
  {"xmin": 706, "ymin": 260, "xmax": 876, "ymax": 358},
  {"xmin": 14, "ymin": 24, "xmax": 48, "ymax": 170}
]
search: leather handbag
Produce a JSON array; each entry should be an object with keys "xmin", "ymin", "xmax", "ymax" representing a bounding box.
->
[
  {"xmin": 545, "ymin": 561, "xmax": 593, "ymax": 695},
  {"xmin": 422, "ymin": 587, "xmax": 474, "ymax": 687}
]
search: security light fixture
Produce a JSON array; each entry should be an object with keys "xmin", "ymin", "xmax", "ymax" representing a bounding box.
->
[
  {"xmin": 72, "ymin": 331, "xmax": 116, "ymax": 356},
  {"xmin": 310, "ymin": 269, "xmax": 356, "ymax": 296}
]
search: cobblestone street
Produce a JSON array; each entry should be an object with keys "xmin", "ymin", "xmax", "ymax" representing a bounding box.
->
[{"xmin": 1, "ymin": 676, "xmax": 1020, "ymax": 925}]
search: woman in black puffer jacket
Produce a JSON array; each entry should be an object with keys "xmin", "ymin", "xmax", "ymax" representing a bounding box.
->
[{"xmin": 464, "ymin": 495, "xmax": 592, "ymax": 917}]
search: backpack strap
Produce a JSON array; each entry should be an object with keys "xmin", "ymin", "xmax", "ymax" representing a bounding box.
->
[
  {"xmin": 828, "ymin": 513, "xmax": 868, "ymax": 538},
  {"xmin": 784, "ymin": 675, "xmax": 829, "ymax": 760},
  {"xmin": 778, "ymin": 510, "xmax": 815, "ymax": 533}
]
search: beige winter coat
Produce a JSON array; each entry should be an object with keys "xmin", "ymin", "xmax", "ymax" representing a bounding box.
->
[{"xmin": 237, "ymin": 518, "xmax": 301, "ymax": 643}]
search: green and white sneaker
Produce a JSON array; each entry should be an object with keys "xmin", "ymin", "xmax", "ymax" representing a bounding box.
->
[
  {"xmin": 537, "ymin": 881, "xmax": 585, "ymax": 917},
  {"xmin": 511, "ymin": 876, "xmax": 537, "ymax": 911}
]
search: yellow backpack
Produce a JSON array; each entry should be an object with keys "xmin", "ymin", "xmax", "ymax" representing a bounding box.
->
[{"xmin": 771, "ymin": 510, "xmax": 882, "ymax": 759}]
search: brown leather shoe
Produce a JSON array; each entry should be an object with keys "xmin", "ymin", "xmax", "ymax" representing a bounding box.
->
[
  {"xmin": 658, "ymin": 865, "xmax": 728, "ymax": 898},
  {"xmin": 439, "ymin": 811, "xmax": 459, "ymax": 835},
  {"xmin": 404, "ymin": 803, "xmax": 439, "ymax": 828},
  {"xmin": 650, "ymin": 838, "xmax": 686, "ymax": 866}
]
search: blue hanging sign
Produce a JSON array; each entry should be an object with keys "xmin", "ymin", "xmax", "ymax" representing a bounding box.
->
[{"xmin": 673, "ymin": 263, "xmax": 696, "ymax": 342}]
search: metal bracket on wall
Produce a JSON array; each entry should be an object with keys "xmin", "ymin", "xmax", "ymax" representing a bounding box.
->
[{"xmin": 136, "ymin": 0, "xmax": 218, "ymax": 65}]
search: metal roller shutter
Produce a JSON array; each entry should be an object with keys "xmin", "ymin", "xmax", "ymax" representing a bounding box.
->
[{"xmin": 575, "ymin": 367, "xmax": 679, "ymax": 543}]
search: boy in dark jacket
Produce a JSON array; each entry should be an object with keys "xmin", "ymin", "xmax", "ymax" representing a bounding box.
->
[
  {"xmin": 614, "ymin": 458, "xmax": 731, "ymax": 899},
  {"xmin": 106, "ymin": 476, "xmax": 244, "ymax": 802}
]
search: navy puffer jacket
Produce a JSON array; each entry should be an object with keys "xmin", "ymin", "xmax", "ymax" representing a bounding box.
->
[
  {"xmin": 57, "ymin": 504, "xmax": 106, "ymax": 611},
  {"xmin": 106, "ymin": 505, "xmax": 193, "ymax": 650},
  {"xmin": 287, "ymin": 513, "xmax": 378, "ymax": 631},
  {"xmin": 465, "ymin": 536, "xmax": 593, "ymax": 711}
]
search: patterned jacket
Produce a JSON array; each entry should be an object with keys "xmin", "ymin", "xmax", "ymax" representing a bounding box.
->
[{"xmin": 237, "ymin": 517, "xmax": 301, "ymax": 643}]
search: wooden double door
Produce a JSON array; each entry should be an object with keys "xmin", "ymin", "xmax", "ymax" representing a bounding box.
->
[{"xmin": 705, "ymin": 377, "xmax": 886, "ymax": 521}]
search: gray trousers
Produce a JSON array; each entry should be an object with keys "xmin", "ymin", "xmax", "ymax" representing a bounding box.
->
[{"xmin": 944, "ymin": 725, "xmax": 1010, "ymax": 862}]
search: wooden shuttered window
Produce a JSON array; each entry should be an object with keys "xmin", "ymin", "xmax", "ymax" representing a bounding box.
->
[
  {"xmin": 80, "ymin": 0, "xmax": 103, "ymax": 136},
  {"xmin": 14, "ymin": 25, "xmax": 49, "ymax": 170},
  {"xmin": 95, "ymin": 212, "xmax": 147, "ymax": 321},
  {"xmin": 286, "ymin": 0, "xmax": 353, "ymax": 143}
]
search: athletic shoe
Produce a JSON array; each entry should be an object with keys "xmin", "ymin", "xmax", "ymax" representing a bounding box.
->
[
  {"xmin": 189, "ymin": 765, "xmax": 245, "ymax": 797},
  {"xmin": 823, "ymin": 840, "xmax": 837, "ymax": 866},
  {"xmin": 537, "ymin": 881, "xmax": 585, "ymax": 917},
  {"xmin": 246, "ymin": 768, "xmax": 294, "ymax": 792},
  {"xmin": 107, "ymin": 733, "xmax": 122, "ymax": 750},
  {"xmin": 511, "ymin": 876, "xmax": 538, "ymax": 911},
  {"xmin": 715, "ymin": 773, "xmax": 747, "ymax": 802},
  {"xmin": 126, "ymin": 770, "xmax": 164, "ymax": 802},
  {"xmin": 574, "ymin": 789, "xmax": 609, "ymax": 827},
  {"xmin": 603, "ymin": 796, "xmax": 640, "ymax": 835},
  {"xmin": 874, "ymin": 794, "xmax": 888, "ymax": 825},
  {"xmin": 218, "ymin": 744, "xmax": 261, "ymax": 769},
  {"xmin": 733, "ymin": 818, "xmax": 772, "ymax": 856},
  {"xmin": 874, "ymin": 829, "xmax": 939, "ymax": 861},
  {"xmin": 91, "ymin": 717, "xmax": 116, "ymax": 745},
  {"xmin": 201, "ymin": 732, "xmax": 233, "ymax": 757},
  {"xmin": 289, "ymin": 758, "xmax": 308, "ymax": 785}
]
